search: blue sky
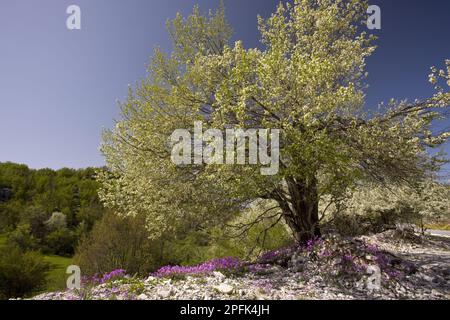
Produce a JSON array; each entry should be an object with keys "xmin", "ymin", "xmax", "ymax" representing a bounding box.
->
[{"xmin": 0, "ymin": 0, "xmax": 449, "ymax": 177}]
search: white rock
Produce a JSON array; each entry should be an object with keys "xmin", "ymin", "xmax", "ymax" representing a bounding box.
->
[
  {"xmin": 214, "ymin": 283, "xmax": 234, "ymax": 294},
  {"xmin": 213, "ymin": 271, "xmax": 226, "ymax": 281},
  {"xmin": 137, "ymin": 293, "xmax": 148, "ymax": 300},
  {"xmin": 145, "ymin": 276, "xmax": 157, "ymax": 283},
  {"xmin": 158, "ymin": 289, "xmax": 173, "ymax": 299}
]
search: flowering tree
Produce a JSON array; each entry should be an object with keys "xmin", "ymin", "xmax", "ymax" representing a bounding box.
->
[
  {"xmin": 339, "ymin": 181, "xmax": 450, "ymax": 229},
  {"xmin": 44, "ymin": 212, "xmax": 67, "ymax": 231},
  {"xmin": 99, "ymin": 0, "xmax": 450, "ymax": 243}
]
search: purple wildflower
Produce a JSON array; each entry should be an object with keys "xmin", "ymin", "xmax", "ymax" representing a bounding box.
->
[
  {"xmin": 152, "ymin": 257, "xmax": 243, "ymax": 278},
  {"xmin": 248, "ymin": 264, "xmax": 271, "ymax": 273},
  {"xmin": 366, "ymin": 243, "xmax": 381, "ymax": 254},
  {"xmin": 319, "ymin": 249, "xmax": 332, "ymax": 258},
  {"xmin": 258, "ymin": 245, "xmax": 299, "ymax": 264},
  {"xmin": 305, "ymin": 237, "xmax": 322, "ymax": 252},
  {"xmin": 80, "ymin": 269, "xmax": 127, "ymax": 288},
  {"xmin": 101, "ymin": 269, "xmax": 127, "ymax": 283}
]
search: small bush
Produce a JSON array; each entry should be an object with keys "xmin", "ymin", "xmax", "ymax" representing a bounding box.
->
[
  {"xmin": 44, "ymin": 228, "xmax": 77, "ymax": 256},
  {"xmin": 0, "ymin": 245, "xmax": 50, "ymax": 299},
  {"xmin": 6, "ymin": 223, "xmax": 40, "ymax": 251},
  {"xmin": 74, "ymin": 212, "xmax": 160, "ymax": 276}
]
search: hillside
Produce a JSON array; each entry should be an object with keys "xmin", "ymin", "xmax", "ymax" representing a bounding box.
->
[
  {"xmin": 0, "ymin": 162, "xmax": 105, "ymax": 298},
  {"xmin": 30, "ymin": 231, "xmax": 450, "ymax": 300}
]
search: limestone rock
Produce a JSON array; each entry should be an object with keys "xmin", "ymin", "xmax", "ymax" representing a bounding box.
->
[{"xmin": 214, "ymin": 283, "xmax": 234, "ymax": 295}]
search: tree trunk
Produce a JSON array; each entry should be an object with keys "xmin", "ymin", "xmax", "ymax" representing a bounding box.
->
[{"xmin": 274, "ymin": 176, "xmax": 321, "ymax": 244}]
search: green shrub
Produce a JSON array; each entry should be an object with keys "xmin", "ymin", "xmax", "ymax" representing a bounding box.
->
[
  {"xmin": 44, "ymin": 228, "xmax": 77, "ymax": 256},
  {"xmin": 74, "ymin": 212, "xmax": 161, "ymax": 276},
  {"xmin": 6, "ymin": 223, "xmax": 39, "ymax": 251},
  {"xmin": 0, "ymin": 245, "xmax": 50, "ymax": 299},
  {"xmin": 17, "ymin": 205, "xmax": 50, "ymax": 241},
  {"xmin": 0, "ymin": 202, "xmax": 21, "ymax": 232}
]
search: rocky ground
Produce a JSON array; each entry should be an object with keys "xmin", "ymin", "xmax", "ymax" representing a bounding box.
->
[{"xmin": 31, "ymin": 230, "xmax": 450, "ymax": 300}]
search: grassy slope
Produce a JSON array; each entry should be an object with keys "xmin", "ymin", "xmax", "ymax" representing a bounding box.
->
[{"xmin": 41, "ymin": 255, "xmax": 73, "ymax": 293}]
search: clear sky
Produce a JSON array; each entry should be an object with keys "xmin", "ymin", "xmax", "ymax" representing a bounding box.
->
[{"xmin": 0, "ymin": 0, "xmax": 449, "ymax": 177}]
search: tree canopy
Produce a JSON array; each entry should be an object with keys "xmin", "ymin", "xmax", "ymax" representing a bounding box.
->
[
  {"xmin": 99, "ymin": 0, "xmax": 450, "ymax": 243},
  {"xmin": 0, "ymin": 162, "xmax": 104, "ymax": 254}
]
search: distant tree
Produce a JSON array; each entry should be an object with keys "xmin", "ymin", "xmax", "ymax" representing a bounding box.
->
[
  {"xmin": 6, "ymin": 224, "xmax": 39, "ymax": 251},
  {"xmin": 99, "ymin": 0, "xmax": 450, "ymax": 243},
  {"xmin": 20, "ymin": 205, "xmax": 49, "ymax": 240},
  {"xmin": 68, "ymin": 185, "xmax": 81, "ymax": 227},
  {"xmin": 44, "ymin": 228, "xmax": 77, "ymax": 256},
  {"xmin": 44, "ymin": 212, "xmax": 67, "ymax": 231},
  {"xmin": 0, "ymin": 202, "xmax": 21, "ymax": 232}
]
